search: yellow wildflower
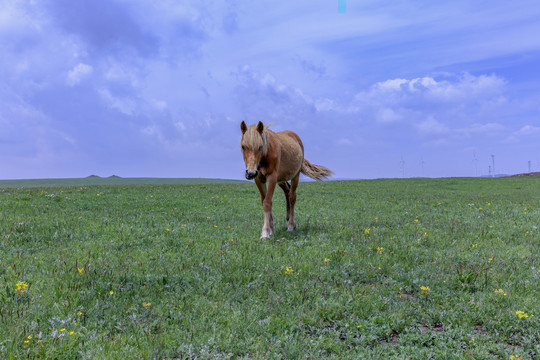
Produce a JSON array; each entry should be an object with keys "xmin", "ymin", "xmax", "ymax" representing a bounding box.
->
[
  {"xmin": 420, "ymin": 286, "xmax": 430, "ymax": 297},
  {"xmin": 143, "ymin": 302, "xmax": 151, "ymax": 308},
  {"xmin": 15, "ymin": 281, "xmax": 28, "ymax": 296},
  {"xmin": 60, "ymin": 328, "xmax": 65, "ymax": 332},
  {"xmin": 284, "ymin": 266, "xmax": 294, "ymax": 275},
  {"xmin": 515, "ymin": 310, "xmax": 529, "ymax": 319},
  {"xmin": 323, "ymin": 258, "xmax": 330, "ymax": 265},
  {"xmin": 377, "ymin": 247, "xmax": 384, "ymax": 255},
  {"xmin": 364, "ymin": 228, "xmax": 370, "ymax": 235},
  {"xmin": 77, "ymin": 267, "xmax": 84, "ymax": 274},
  {"xmin": 110, "ymin": 290, "xmax": 114, "ymax": 295}
]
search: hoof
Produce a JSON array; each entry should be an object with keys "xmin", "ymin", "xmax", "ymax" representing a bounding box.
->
[
  {"xmin": 287, "ymin": 224, "xmax": 296, "ymax": 232},
  {"xmin": 261, "ymin": 230, "xmax": 271, "ymax": 239}
]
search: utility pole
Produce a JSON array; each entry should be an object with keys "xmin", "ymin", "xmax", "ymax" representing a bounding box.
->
[
  {"xmin": 528, "ymin": 160, "xmax": 532, "ymax": 173},
  {"xmin": 491, "ymin": 155, "xmax": 495, "ymax": 177},
  {"xmin": 399, "ymin": 155, "xmax": 405, "ymax": 178}
]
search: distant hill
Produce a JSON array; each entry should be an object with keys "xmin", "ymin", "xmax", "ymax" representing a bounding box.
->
[
  {"xmin": 480, "ymin": 174, "xmax": 510, "ymax": 178},
  {"xmin": 0, "ymin": 177, "xmax": 246, "ymax": 188},
  {"xmin": 513, "ymin": 172, "xmax": 540, "ymax": 177}
]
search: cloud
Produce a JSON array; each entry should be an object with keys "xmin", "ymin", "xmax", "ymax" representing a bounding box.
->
[
  {"xmin": 456, "ymin": 122, "xmax": 506, "ymax": 136},
  {"xmin": 376, "ymin": 108, "xmax": 402, "ymax": 124},
  {"xmin": 98, "ymin": 88, "xmax": 138, "ymax": 116},
  {"xmin": 222, "ymin": 4, "xmax": 238, "ymax": 34},
  {"xmin": 415, "ymin": 117, "xmax": 449, "ymax": 134},
  {"xmin": 67, "ymin": 63, "xmax": 93, "ymax": 86},
  {"xmin": 44, "ymin": 0, "xmax": 159, "ymax": 57},
  {"xmin": 2, "ymin": 1, "xmax": 540, "ymax": 179},
  {"xmin": 297, "ymin": 56, "xmax": 326, "ymax": 78},
  {"xmin": 516, "ymin": 125, "xmax": 540, "ymax": 136},
  {"xmin": 504, "ymin": 124, "xmax": 540, "ymax": 143},
  {"xmin": 233, "ymin": 66, "xmax": 317, "ymax": 124},
  {"xmin": 348, "ymin": 73, "xmax": 508, "ymax": 133},
  {"xmin": 0, "ymin": 2, "xmax": 37, "ymax": 36},
  {"xmin": 360, "ymin": 73, "xmax": 506, "ymax": 106}
]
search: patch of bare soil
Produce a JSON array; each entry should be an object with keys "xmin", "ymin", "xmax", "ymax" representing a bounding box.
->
[
  {"xmin": 420, "ymin": 323, "xmax": 445, "ymax": 334},
  {"xmin": 385, "ymin": 331, "xmax": 400, "ymax": 347},
  {"xmin": 398, "ymin": 292, "xmax": 415, "ymax": 300}
]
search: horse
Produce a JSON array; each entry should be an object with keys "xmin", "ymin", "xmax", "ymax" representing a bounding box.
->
[{"xmin": 240, "ymin": 121, "xmax": 333, "ymax": 239}]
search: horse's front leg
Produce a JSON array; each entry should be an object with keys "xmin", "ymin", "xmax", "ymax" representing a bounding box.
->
[{"xmin": 259, "ymin": 174, "xmax": 277, "ymax": 239}]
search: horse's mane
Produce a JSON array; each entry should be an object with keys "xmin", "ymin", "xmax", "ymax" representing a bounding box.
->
[{"xmin": 241, "ymin": 122, "xmax": 274, "ymax": 155}]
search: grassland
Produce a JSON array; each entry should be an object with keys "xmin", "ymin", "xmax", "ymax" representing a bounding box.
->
[
  {"xmin": 0, "ymin": 177, "xmax": 245, "ymax": 188},
  {"xmin": 0, "ymin": 177, "xmax": 539, "ymax": 359}
]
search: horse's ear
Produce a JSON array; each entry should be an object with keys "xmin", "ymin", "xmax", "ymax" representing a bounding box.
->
[
  {"xmin": 256, "ymin": 121, "xmax": 264, "ymax": 134},
  {"xmin": 240, "ymin": 121, "xmax": 247, "ymax": 134}
]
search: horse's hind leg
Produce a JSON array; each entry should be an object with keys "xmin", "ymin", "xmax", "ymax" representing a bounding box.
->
[
  {"xmin": 279, "ymin": 182, "xmax": 291, "ymax": 222},
  {"xmin": 287, "ymin": 173, "xmax": 300, "ymax": 231}
]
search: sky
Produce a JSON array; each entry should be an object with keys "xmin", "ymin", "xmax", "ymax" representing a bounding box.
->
[{"xmin": 1, "ymin": 0, "xmax": 540, "ymax": 180}]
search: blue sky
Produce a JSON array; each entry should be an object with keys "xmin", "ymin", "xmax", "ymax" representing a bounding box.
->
[{"xmin": 1, "ymin": 0, "xmax": 539, "ymax": 180}]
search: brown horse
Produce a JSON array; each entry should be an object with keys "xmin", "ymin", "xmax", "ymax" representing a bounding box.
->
[{"xmin": 240, "ymin": 121, "xmax": 333, "ymax": 239}]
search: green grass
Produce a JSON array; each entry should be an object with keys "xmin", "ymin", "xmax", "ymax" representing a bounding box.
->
[
  {"xmin": 0, "ymin": 177, "xmax": 246, "ymax": 188},
  {"xmin": 1, "ymin": 177, "xmax": 539, "ymax": 359}
]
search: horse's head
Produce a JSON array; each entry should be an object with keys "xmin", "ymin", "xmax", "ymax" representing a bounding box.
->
[{"xmin": 240, "ymin": 120, "xmax": 268, "ymax": 180}]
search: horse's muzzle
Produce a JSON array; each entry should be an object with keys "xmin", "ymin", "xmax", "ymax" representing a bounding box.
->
[{"xmin": 245, "ymin": 170, "xmax": 258, "ymax": 180}]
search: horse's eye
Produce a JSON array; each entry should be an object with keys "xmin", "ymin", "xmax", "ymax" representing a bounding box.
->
[
  {"xmin": 258, "ymin": 146, "xmax": 262, "ymax": 151},
  {"xmin": 242, "ymin": 145, "xmax": 246, "ymax": 151}
]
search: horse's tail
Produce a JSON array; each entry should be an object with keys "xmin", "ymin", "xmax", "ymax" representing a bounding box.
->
[{"xmin": 301, "ymin": 159, "xmax": 333, "ymax": 182}]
